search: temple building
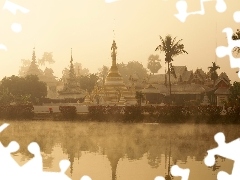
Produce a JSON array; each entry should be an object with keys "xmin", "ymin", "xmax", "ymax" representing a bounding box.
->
[
  {"xmin": 58, "ymin": 49, "xmax": 85, "ymax": 99},
  {"xmin": 92, "ymin": 40, "xmax": 137, "ymax": 105},
  {"xmin": 25, "ymin": 48, "xmax": 58, "ymax": 98},
  {"xmin": 25, "ymin": 47, "xmax": 44, "ymax": 81}
]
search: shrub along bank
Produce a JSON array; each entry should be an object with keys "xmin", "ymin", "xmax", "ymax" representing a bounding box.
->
[
  {"xmin": 86, "ymin": 105, "xmax": 240, "ymax": 124},
  {"xmin": 0, "ymin": 105, "xmax": 34, "ymax": 119},
  {"xmin": 1, "ymin": 104, "xmax": 240, "ymax": 124}
]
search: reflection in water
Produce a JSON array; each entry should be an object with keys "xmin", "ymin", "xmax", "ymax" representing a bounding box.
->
[{"xmin": 0, "ymin": 121, "xmax": 237, "ymax": 180}]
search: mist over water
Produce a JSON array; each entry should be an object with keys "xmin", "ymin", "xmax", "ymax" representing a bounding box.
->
[{"xmin": 0, "ymin": 120, "xmax": 237, "ymax": 180}]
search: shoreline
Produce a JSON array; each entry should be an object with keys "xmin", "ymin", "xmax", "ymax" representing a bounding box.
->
[{"xmin": 22, "ymin": 113, "xmax": 237, "ymax": 124}]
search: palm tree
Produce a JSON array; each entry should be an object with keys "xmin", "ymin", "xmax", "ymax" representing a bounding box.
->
[
  {"xmin": 155, "ymin": 35, "xmax": 188, "ymax": 97},
  {"xmin": 208, "ymin": 62, "xmax": 220, "ymax": 86}
]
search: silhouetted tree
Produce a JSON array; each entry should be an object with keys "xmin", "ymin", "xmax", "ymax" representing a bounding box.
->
[
  {"xmin": 74, "ymin": 62, "xmax": 89, "ymax": 76},
  {"xmin": 0, "ymin": 75, "xmax": 47, "ymax": 104},
  {"xmin": 229, "ymin": 81, "xmax": 240, "ymax": 105},
  {"xmin": 147, "ymin": 54, "xmax": 162, "ymax": 75},
  {"xmin": 38, "ymin": 52, "xmax": 55, "ymax": 66},
  {"xmin": 78, "ymin": 74, "xmax": 99, "ymax": 93},
  {"xmin": 117, "ymin": 61, "xmax": 148, "ymax": 83},
  {"xmin": 208, "ymin": 62, "xmax": 220, "ymax": 86},
  {"xmin": 98, "ymin": 65, "xmax": 109, "ymax": 85},
  {"xmin": 18, "ymin": 59, "xmax": 31, "ymax": 77},
  {"xmin": 155, "ymin": 35, "xmax": 188, "ymax": 96}
]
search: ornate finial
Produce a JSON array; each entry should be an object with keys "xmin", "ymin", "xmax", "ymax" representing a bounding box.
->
[
  {"xmin": 111, "ymin": 40, "xmax": 117, "ymax": 51},
  {"xmin": 70, "ymin": 48, "xmax": 73, "ymax": 63},
  {"xmin": 113, "ymin": 18, "xmax": 116, "ymax": 39}
]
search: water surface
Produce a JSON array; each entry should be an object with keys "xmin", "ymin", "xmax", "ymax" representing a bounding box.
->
[{"xmin": 0, "ymin": 120, "xmax": 238, "ymax": 180}]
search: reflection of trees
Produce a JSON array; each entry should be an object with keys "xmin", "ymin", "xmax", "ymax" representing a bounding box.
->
[{"xmin": 1, "ymin": 121, "xmax": 240, "ymax": 178}]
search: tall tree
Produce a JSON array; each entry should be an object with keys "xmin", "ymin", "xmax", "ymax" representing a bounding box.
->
[
  {"xmin": 78, "ymin": 74, "xmax": 99, "ymax": 93},
  {"xmin": 19, "ymin": 52, "xmax": 55, "ymax": 77},
  {"xmin": 155, "ymin": 35, "xmax": 188, "ymax": 96},
  {"xmin": 18, "ymin": 59, "xmax": 31, "ymax": 77},
  {"xmin": 147, "ymin": 54, "xmax": 162, "ymax": 75},
  {"xmin": 74, "ymin": 62, "xmax": 89, "ymax": 76},
  {"xmin": 0, "ymin": 75, "xmax": 47, "ymax": 104},
  {"xmin": 229, "ymin": 81, "xmax": 240, "ymax": 105},
  {"xmin": 38, "ymin": 52, "xmax": 55, "ymax": 66},
  {"xmin": 117, "ymin": 61, "xmax": 148, "ymax": 83},
  {"xmin": 208, "ymin": 62, "xmax": 220, "ymax": 86},
  {"xmin": 98, "ymin": 65, "xmax": 109, "ymax": 85}
]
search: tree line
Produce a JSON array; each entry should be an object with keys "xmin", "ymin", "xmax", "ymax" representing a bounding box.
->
[{"xmin": 0, "ymin": 30, "xmax": 239, "ymax": 106}]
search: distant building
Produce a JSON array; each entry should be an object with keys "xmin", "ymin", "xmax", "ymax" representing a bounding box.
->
[
  {"xmin": 92, "ymin": 40, "xmax": 137, "ymax": 105},
  {"xmin": 214, "ymin": 72, "xmax": 231, "ymax": 106},
  {"xmin": 142, "ymin": 65, "xmax": 231, "ymax": 105},
  {"xmin": 58, "ymin": 49, "xmax": 85, "ymax": 99},
  {"xmin": 26, "ymin": 48, "xmax": 58, "ymax": 99},
  {"xmin": 25, "ymin": 47, "xmax": 44, "ymax": 80}
]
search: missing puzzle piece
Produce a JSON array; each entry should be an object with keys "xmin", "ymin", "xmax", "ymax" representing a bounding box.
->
[
  {"xmin": 216, "ymin": 28, "xmax": 240, "ymax": 78},
  {"xmin": 204, "ymin": 132, "xmax": 240, "ymax": 180},
  {"xmin": 171, "ymin": 165, "xmax": 190, "ymax": 180},
  {"xmin": 0, "ymin": 141, "xmax": 20, "ymax": 178},
  {"xmin": 175, "ymin": 0, "xmax": 226, "ymax": 22},
  {"xmin": 154, "ymin": 165, "xmax": 190, "ymax": 180}
]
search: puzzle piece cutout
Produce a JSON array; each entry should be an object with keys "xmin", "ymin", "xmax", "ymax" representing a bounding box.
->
[
  {"xmin": 80, "ymin": 175, "xmax": 92, "ymax": 180},
  {"xmin": 204, "ymin": 132, "xmax": 240, "ymax": 180},
  {"xmin": 0, "ymin": 123, "xmax": 9, "ymax": 132},
  {"xmin": 216, "ymin": 28, "xmax": 240, "ymax": 78},
  {"xmin": 0, "ymin": 0, "xmax": 29, "ymax": 50},
  {"xmin": 175, "ymin": 0, "xmax": 226, "ymax": 22},
  {"xmin": 0, "ymin": 123, "xmax": 92, "ymax": 180},
  {"xmin": 105, "ymin": 0, "xmax": 119, "ymax": 3},
  {"xmin": 154, "ymin": 165, "xmax": 190, "ymax": 180},
  {"xmin": 171, "ymin": 165, "xmax": 190, "ymax": 180}
]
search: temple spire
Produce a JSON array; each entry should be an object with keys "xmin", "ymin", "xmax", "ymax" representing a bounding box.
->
[
  {"xmin": 69, "ymin": 48, "xmax": 76, "ymax": 80},
  {"xmin": 71, "ymin": 48, "xmax": 73, "ymax": 63},
  {"xmin": 32, "ymin": 47, "xmax": 36, "ymax": 64},
  {"xmin": 111, "ymin": 40, "xmax": 117, "ymax": 67}
]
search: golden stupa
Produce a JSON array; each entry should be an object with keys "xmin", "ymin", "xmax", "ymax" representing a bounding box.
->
[{"xmin": 94, "ymin": 40, "xmax": 137, "ymax": 105}]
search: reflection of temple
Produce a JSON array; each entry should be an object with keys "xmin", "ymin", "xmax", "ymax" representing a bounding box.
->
[
  {"xmin": 92, "ymin": 40, "xmax": 137, "ymax": 105},
  {"xmin": 58, "ymin": 49, "xmax": 86, "ymax": 99}
]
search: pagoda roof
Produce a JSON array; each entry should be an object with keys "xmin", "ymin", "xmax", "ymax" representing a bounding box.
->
[
  {"xmin": 172, "ymin": 66, "xmax": 187, "ymax": 77},
  {"xmin": 214, "ymin": 87, "xmax": 230, "ymax": 95}
]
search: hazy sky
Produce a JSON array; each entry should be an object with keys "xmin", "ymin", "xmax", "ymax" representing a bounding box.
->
[{"xmin": 0, "ymin": 0, "xmax": 239, "ymax": 82}]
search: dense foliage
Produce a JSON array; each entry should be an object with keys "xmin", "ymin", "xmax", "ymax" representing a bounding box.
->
[
  {"xmin": 147, "ymin": 54, "xmax": 162, "ymax": 74},
  {"xmin": 155, "ymin": 35, "xmax": 188, "ymax": 92},
  {"xmin": 0, "ymin": 75, "xmax": 47, "ymax": 105},
  {"xmin": 117, "ymin": 61, "xmax": 148, "ymax": 83},
  {"xmin": 228, "ymin": 81, "xmax": 240, "ymax": 105},
  {"xmin": 87, "ymin": 105, "xmax": 239, "ymax": 124},
  {"xmin": 59, "ymin": 106, "xmax": 77, "ymax": 119},
  {"xmin": 0, "ymin": 105, "xmax": 34, "ymax": 119},
  {"xmin": 77, "ymin": 74, "xmax": 99, "ymax": 93},
  {"xmin": 208, "ymin": 62, "xmax": 220, "ymax": 85}
]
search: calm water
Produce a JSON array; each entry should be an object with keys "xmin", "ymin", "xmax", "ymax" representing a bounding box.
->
[{"xmin": 0, "ymin": 120, "xmax": 239, "ymax": 180}]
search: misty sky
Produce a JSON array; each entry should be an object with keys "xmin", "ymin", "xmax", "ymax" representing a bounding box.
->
[{"xmin": 0, "ymin": 0, "xmax": 239, "ymax": 82}]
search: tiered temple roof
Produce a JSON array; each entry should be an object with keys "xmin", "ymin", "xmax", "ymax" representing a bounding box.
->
[
  {"xmin": 58, "ymin": 49, "xmax": 85, "ymax": 99},
  {"xmin": 25, "ymin": 48, "xmax": 44, "ymax": 81},
  {"xmin": 94, "ymin": 40, "xmax": 137, "ymax": 105}
]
